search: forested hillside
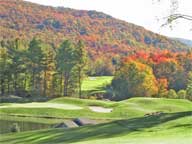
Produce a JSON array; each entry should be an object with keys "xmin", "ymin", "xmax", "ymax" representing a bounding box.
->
[
  {"xmin": 0, "ymin": 0, "xmax": 189, "ymax": 57},
  {"xmin": 0, "ymin": 0, "xmax": 192, "ymax": 100}
]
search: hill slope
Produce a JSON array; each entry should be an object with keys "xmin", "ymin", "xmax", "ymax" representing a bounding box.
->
[
  {"xmin": 0, "ymin": 97, "xmax": 191, "ymax": 119},
  {"xmin": 1, "ymin": 111, "xmax": 191, "ymax": 144},
  {"xmin": 174, "ymin": 38, "xmax": 192, "ymax": 47},
  {"xmin": 0, "ymin": 97, "xmax": 191, "ymax": 143},
  {"xmin": 0, "ymin": 0, "xmax": 190, "ymax": 59}
]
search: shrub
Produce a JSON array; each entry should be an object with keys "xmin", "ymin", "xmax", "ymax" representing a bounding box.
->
[
  {"xmin": 177, "ymin": 90, "xmax": 187, "ymax": 99},
  {"xmin": 167, "ymin": 89, "xmax": 178, "ymax": 99},
  {"xmin": 10, "ymin": 123, "xmax": 20, "ymax": 133}
]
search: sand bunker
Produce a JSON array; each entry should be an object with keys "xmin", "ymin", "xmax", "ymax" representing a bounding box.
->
[
  {"xmin": 89, "ymin": 106, "xmax": 113, "ymax": 113},
  {"xmin": 0, "ymin": 103, "xmax": 82, "ymax": 110}
]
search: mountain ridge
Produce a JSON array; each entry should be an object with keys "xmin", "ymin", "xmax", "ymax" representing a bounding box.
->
[{"xmin": 173, "ymin": 38, "xmax": 192, "ymax": 47}]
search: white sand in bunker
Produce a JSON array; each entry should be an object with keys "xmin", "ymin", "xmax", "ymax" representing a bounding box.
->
[
  {"xmin": 0, "ymin": 103, "xmax": 82, "ymax": 110},
  {"xmin": 89, "ymin": 106, "xmax": 113, "ymax": 113}
]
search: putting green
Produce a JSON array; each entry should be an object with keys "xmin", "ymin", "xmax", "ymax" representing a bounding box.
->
[{"xmin": 0, "ymin": 102, "xmax": 82, "ymax": 110}]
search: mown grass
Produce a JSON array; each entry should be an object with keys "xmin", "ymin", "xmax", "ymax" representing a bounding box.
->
[
  {"xmin": 0, "ymin": 115, "xmax": 65, "ymax": 124},
  {"xmin": 82, "ymin": 76, "xmax": 113, "ymax": 95},
  {"xmin": 0, "ymin": 111, "xmax": 191, "ymax": 144},
  {"xmin": 0, "ymin": 77, "xmax": 191, "ymax": 143},
  {"xmin": 0, "ymin": 97, "xmax": 191, "ymax": 120}
]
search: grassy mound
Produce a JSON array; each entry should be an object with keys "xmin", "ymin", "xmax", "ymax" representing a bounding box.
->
[
  {"xmin": 0, "ymin": 111, "xmax": 191, "ymax": 144},
  {"xmin": 0, "ymin": 97, "xmax": 191, "ymax": 120}
]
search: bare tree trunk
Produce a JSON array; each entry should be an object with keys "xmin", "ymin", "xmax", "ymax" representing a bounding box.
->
[
  {"xmin": 64, "ymin": 72, "xmax": 69, "ymax": 97},
  {"xmin": 14, "ymin": 73, "xmax": 17, "ymax": 95},
  {"xmin": 7, "ymin": 78, "xmax": 10, "ymax": 95},
  {"xmin": 78, "ymin": 68, "xmax": 82, "ymax": 99},
  {"xmin": 37, "ymin": 73, "xmax": 41, "ymax": 96},
  {"xmin": 32, "ymin": 70, "xmax": 35, "ymax": 95},
  {"xmin": 0, "ymin": 79, "xmax": 5, "ymax": 96},
  {"xmin": 24, "ymin": 73, "xmax": 27, "ymax": 91},
  {"xmin": 43, "ymin": 70, "xmax": 47, "ymax": 96},
  {"xmin": 60, "ymin": 73, "xmax": 63, "ymax": 96}
]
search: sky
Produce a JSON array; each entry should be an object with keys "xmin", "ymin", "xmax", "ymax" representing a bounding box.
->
[{"xmin": 25, "ymin": 0, "xmax": 191, "ymax": 40}]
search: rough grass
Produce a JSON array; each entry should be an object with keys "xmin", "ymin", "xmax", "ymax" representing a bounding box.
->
[{"xmin": 0, "ymin": 111, "xmax": 191, "ymax": 144}]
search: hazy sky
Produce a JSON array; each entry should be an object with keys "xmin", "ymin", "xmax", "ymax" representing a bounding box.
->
[{"xmin": 26, "ymin": 0, "xmax": 191, "ymax": 40}]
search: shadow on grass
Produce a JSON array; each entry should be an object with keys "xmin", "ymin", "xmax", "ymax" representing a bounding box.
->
[
  {"xmin": 0, "ymin": 111, "xmax": 191, "ymax": 144},
  {"xmin": 82, "ymin": 86, "xmax": 107, "ymax": 96}
]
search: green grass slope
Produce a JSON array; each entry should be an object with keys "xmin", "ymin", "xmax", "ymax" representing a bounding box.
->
[
  {"xmin": 0, "ymin": 111, "xmax": 191, "ymax": 144},
  {"xmin": 82, "ymin": 76, "xmax": 113, "ymax": 95},
  {"xmin": 0, "ymin": 97, "xmax": 191, "ymax": 120}
]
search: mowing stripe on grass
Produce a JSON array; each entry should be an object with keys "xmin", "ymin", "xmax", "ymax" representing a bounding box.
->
[{"xmin": 0, "ymin": 103, "xmax": 82, "ymax": 110}]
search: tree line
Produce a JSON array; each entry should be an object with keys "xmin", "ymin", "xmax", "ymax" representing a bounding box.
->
[
  {"xmin": 111, "ymin": 50, "xmax": 192, "ymax": 100},
  {"xmin": 1, "ymin": 38, "xmax": 192, "ymax": 101},
  {"xmin": 0, "ymin": 38, "xmax": 87, "ymax": 98}
]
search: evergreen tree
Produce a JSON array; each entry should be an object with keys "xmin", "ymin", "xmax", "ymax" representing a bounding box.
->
[
  {"xmin": 27, "ymin": 38, "xmax": 45, "ymax": 96},
  {"xmin": 7, "ymin": 39, "xmax": 25, "ymax": 95},
  {"xmin": 186, "ymin": 72, "xmax": 192, "ymax": 100},
  {"xmin": 75, "ymin": 40, "xmax": 87, "ymax": 98},
  {"xmin": 56, "ymin": 40, "xmax": 77, "ymax": 96},
  {"xmin": 0, "ymin": 46, "xmax": 9, "ymax": 95}
]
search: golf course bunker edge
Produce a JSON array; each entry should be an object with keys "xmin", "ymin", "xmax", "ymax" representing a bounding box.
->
[{"xmin": 89, "ymin": 106, "xmax": 113, "ymax": 113}]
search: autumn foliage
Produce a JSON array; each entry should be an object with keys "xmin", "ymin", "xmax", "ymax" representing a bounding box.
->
[
  {"xmin": 0, "ymin": 0, "xmax": 192, "ymax": 100},
  {"xmin": 0, "ymin": 0, "xmax": 190, "ymax": 61},
  {"xmin": 111, "ymin": 50, "xmax": 192, "ymax": 100},
  {"xmin": 112, "ymin": 60, "xmax": 158, "ymax": 100}
]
